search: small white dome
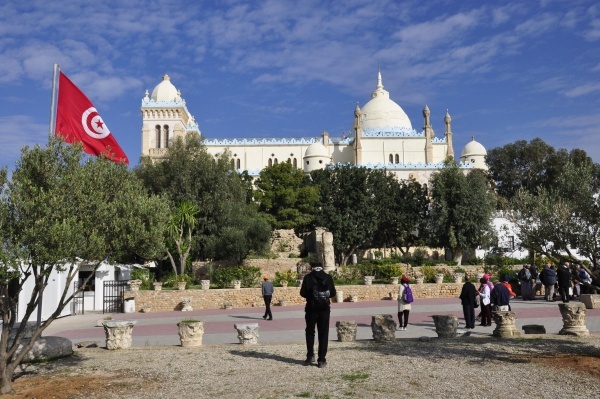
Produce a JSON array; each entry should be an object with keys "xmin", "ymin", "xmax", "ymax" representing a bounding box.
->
[
  {"xmin": 151, "ymin": 74, "xmax": 178, "ymax": 102},
  {"xmin": 303, "ymin": 141, "xmax": 331, "ymax": 173},
  {"xmin": 461, "ymin": 137, "xmax": 487, "ymax": 157},
  {"xmin": 304, "ymin": 141, "xmax": 329, "ymax": 158},
  {"xmin": 360, "ymin": 72, "xmax": 412, "ymax": 130}
]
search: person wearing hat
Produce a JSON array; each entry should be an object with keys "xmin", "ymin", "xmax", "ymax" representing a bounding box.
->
[
  {"xmin": 517, "ymin": 264, "xmax": 533, "ymax": 300},
  {"xmin": 397, "ymin": 276, "xmax": 413, "ymax": 331},
  {"xmin": 261, "ymin": 275, "xmax": 274, "ymax": 320},
  {"xmin": 300, "ymin": 261, "xmax": 336, "ymax": 368}
]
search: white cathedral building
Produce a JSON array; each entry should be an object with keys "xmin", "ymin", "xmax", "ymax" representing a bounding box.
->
[{"xmin": 140, "ymin": 72, "xmax": 488, "ymax": 183}]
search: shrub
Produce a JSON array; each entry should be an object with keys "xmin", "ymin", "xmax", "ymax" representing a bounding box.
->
[
  {"xmin": 160, "ymin": 272, "xmax": 195, "ymax": 288},
  {"xmin": 330, "ymin": 265, "xmax": 363, "ymax": 285},
  {"xmin": 209, "ymin": 266, "xmax": 261, "ymax": 288},
  {"xmin": 130, "ymin": 268, "xmax": 153, "ymax": 290},
  {"xmin": 413, "ymin": 248, "xmax": 427, "ymax": 266},
  {"xmin": 496, "ymin": 266, "xmax": 517, "ymax": 282},
  {"xmin": 274, "ymin": 270, "xmax": 299, "ymax": 286},
  {"xmin": 419, "ymin": 265, "xmax": 437, "ymax": 283}
]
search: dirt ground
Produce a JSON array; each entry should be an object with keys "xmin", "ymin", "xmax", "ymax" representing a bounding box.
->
[{"xmin": 5, "ymin": 348, "xmax": 600, "ymax": 398}]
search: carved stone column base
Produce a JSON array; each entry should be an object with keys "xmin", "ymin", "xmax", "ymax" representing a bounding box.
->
[
  {"xmin": 234, "ymin": 323, "xmax": 259, "ymax": 344},
  {"xmin": 431, "ymin": 315, "xmax": 458, "ymax": 338},
  {"xmin": 558, "ymin": 303, "xmax": 589, "ymax": 337},
  {"xmin": 371, "ymin": 314, "xmax": 396, "ymax": 341},
  {"xmin": 177, "ymin": 321, "xmax": 204, "ymax": 347},
  {"xmin": 336, "ymin": 320, "xmax": 357, "ymax": 342},
  {"xmin": 102, "ymin": 320, "xmax": 137, "ymax": 349},
  {"xmin": 492, "ymin": 311, "xmax": 521, "ymax": 338}
]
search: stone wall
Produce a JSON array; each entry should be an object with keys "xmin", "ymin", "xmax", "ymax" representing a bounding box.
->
[{"xmin": 129, "ymin": 283, "xmax": 462, "ymax": 312}]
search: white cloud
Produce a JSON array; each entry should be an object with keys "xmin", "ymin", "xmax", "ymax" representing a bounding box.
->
[
  {"xmin": 0, "ymin": 115, "xmax": 48, "ymax": 168},
  {"xmin": 563, "ymin": 82, "xmax": 600, "ymax": 97}
]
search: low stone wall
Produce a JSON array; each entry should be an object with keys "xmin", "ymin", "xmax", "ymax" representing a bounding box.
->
[{"xmin": 129, "ymin": 283, "xmax": 462, "ymax": 312}]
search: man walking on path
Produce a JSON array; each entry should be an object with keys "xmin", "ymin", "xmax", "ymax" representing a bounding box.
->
[
  {"xmin": 300, "ymin": 261, "xmax": 336, "ymax": 368},
  {"xmin": 459, "ymin": 277, "xmax": 478, "ymax": 329},
  {"xmin": 262, "ymin": 275, "xmax": 274, "ymax": 320}
]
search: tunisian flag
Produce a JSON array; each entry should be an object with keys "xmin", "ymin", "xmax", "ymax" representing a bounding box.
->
[{"xmin": 55, "ymin": 72, "xmax": 129, "ymax": 164}]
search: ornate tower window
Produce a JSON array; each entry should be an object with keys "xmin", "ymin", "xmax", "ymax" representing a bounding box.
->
[
  {"xmin": 155, "ymin": 125, "xmax": 161, "ymax": 149},
  {"xmin": 164, "ymin": 125, "xmax": 170, "ymax": 148}
]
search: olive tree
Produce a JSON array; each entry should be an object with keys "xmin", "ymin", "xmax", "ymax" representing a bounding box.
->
[
  {"xmin": 426, "ymin": 162, "xmax": 497, "ymax": 265},
  {"xmin": 0, "ymin": 139, "xmax": 168, "ymax": 394}
]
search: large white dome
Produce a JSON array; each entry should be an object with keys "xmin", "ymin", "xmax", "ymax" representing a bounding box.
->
[
  {"xmin": 360, "ymin": 72, "xmax": 412, "ymax": 130},
  {"xmin": 151, "ymin": 74, "xmax": 179, "ymax": 102},
  {"xmin": 461, "ymin": 137, "xmax": 487, "ymax": 157},
  {"xmin": 304, "ymin": 141, "xmax": 329, "ymax": 158}
]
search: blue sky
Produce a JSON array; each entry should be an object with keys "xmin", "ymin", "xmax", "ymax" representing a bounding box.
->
[{"xmin": 1, "ymin": 0, "xmax": 600, "ymax": 169}]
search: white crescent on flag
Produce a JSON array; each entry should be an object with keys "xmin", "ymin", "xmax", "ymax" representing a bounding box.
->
[{"xmin": 81, "ymin": 107, "xmax": 111, "ymax": 139}]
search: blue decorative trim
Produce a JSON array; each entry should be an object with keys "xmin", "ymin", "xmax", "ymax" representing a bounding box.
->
[
  {"xmin": 327, "ymin": 161, "xmax": 472, "ymax": 170},
  {"xmin": 204, "ymin": 137, "xmax": 319, "ymax": 146},
  {"xmin": 362, "ymin": 127, "xmax": 423, "ymax": 137},
  {"xmin": 141, "ymin": 99, "xmax": 186, "ymax": 107},
  {"xmin": 431, "ymin": 137, "xmax": 446, "ymax": 143}
]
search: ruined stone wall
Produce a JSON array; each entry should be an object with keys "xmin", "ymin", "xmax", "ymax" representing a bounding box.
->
[{"xmin": 129, "ymin": 283, "xmax": 463, "ymax": 312}]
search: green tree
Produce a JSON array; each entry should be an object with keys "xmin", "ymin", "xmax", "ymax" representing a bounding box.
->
[
  {"xmin": 254, "ymin": 161, "xmax": 319, "ymax": 230},
  {"xmin": 311, "ymin": 165, "xmax": 384, "ymax": 266},
  {"xmin": 0, "ymin": 139, "xmax": 168, "ymax": 394},
  {"xmin": 166, "ymin": 201, "xmax": 199, "ymax": 277},
  {"xmin": 135, "ymin": 134, "xmax": 271, "ymax": 264},
  {"xmin": 426, "ymin": 162, "xmax": 497, "ymax": 265},
  {"xmin": 508, "ymin": 161, "xmax": 600, "ymax": 290},
  {"xmin": 371, "ymin": 177, "xmax": 429, "ymax": 254},
  {"xmin": 487, "ymin": 138, "xmax": 600, "ymax": 205}
]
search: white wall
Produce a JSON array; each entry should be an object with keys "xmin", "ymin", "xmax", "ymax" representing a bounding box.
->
[{"xmin": 17, "ymin": 265, "xmax": 74, "ymax": 323}]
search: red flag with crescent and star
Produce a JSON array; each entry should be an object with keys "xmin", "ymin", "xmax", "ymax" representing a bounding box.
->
[{"xmin": 55, "ymin": 72, "xmax": 129, "ymax": 164}]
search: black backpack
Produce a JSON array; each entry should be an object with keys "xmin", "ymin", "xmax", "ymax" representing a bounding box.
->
[{"xmin": 311, "ymin": 275, "xmax": 330, "ymax": 310}]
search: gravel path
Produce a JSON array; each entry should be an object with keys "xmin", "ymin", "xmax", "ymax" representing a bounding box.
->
[{"xmin": 17, "ymin": 335, "xmax": 600, "ymax": 399}]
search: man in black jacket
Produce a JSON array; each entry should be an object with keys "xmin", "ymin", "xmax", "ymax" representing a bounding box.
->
[
  {"xmin": 300, "ymin": 261, "xmax": 336, "ymax": 368},
  {"xmin": 459, "ymin": 277, "xmax": 478, "ymax": 329},
  {"xmin": 491, "ymin": 280, "xmax": 511, "ymax": 311},
  {"xmin": 557, "ymin": 262, "xmax": 572, "ymax": 303}
]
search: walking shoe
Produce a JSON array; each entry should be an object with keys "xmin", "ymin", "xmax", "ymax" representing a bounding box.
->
[
  {"xmin": 303, "ymin": 355, "xmax": 315, "ymax": 366},
  {"xmin": 262, "ymin": 315, "xmax": 267, "ymax": 319},
  {"xmin": 317, "ymin": 361, "xmax": 327, "ymax": 368}
]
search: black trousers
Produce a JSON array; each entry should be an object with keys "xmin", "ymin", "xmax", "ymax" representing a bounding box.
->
[
  {"xmin": 397, "ymin": 310, "xmax": 409, "ymax": 328},
  {"xmin": 305, "ymin": 309, "xmax": 330, "ymax": 362},
  {"xmin": 462, "ymin": 304, "xmax": 475, "ymax": 328},
  {"xmin": 558, "ymin": 286, "xmax": 570, "ymax": 303},
  {"xmin": 263, "ymin": 295, "xmax": 272, "ymax": 319}
]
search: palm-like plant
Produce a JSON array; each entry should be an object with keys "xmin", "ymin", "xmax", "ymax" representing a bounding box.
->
[{"xmin": 166, "ymin": 201, "xmax": 199, "ymax": 277}]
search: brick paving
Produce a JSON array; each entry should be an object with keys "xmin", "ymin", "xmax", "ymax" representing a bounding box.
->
[{"xmin": 43, "ymin": 296, "xmax": 600, "ymax": 347}]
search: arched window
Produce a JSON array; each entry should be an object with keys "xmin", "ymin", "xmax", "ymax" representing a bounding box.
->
[
  {"xmin": 164, "ymin": 125, "xmax": 170, "ymax": 148},
  {"xmin": 395, "ymin": 154, "xmax": 399, "ymax": 164},
  {"xmin": 268, "ymin": 158, "xmax": 273, "ymax": 167},
  {"xmin": 236, "ymin": 159, "xmax": 241, "ymax": 169},
  {"xmin": 389, "ymin": 154, "xmax": 393, "ymax": 163},
  {"xmin": 155, "ymin": 125, "xmax": 161, "ymax": 148},
  {"xmin": 274, "ymin": 158, "xmax": 278, "ymax": 165},
  {"xmin": 231, "ymin": 159, "xmax": 235, "ymax": 169},
  {"xmin": 293, "ymin": 158, "xmax": 298, "ymax": 168}
]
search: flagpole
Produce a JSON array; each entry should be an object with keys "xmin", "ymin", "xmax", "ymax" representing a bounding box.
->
[{"xmin": 49, "ymin": 63, "xmax": 60, "ymax": 137}]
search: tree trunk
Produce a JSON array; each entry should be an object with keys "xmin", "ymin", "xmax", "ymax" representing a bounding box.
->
[
  {"xmin": 0, "ymin": 360, "xmax": 13, "ymax": 395},
  {"xmin": 453, "ymin": 248, "xmax": 463, "ymax": 266}
]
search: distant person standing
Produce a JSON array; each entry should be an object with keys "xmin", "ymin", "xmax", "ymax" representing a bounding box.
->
[
  {"xmin": 459, "ymin": 277, "xmax": 478, "ymax": 329},
  {"xmin": 262, "ymin": 275, "xmax": 274, "ymax": 320},
  {"xmin": 557, "ymin": 262, "xmax": 572, "ymax": 303},
  {"xmin": 491, "ymin": 280, "xmax": 510, "ymax": 311},
  {"xmin": 539, "ymin": 263, "xmax": 557, "ymax": 301},
  {"xmin": 518, "ymin": 264, "xmax": 533, "ymax": 300},
  {"xmin": 397, "ymin": 276, "xmax": 413, "ymax": 331},
  {"xmin": 300, "ymin": 261, "xmax": 336, "ymax": 368},
  {"xmin": 478, "ymin": 277, "xmax": 492, "ymax": 327},
  {"xmin": 575, "ymin": 264, "xmax": 592, "ymax": 295}
]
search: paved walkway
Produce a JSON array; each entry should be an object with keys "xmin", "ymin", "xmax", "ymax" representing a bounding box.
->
[{"xmin": 43, "ymin": 297, "xmax": 600, "ymax": 347}]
